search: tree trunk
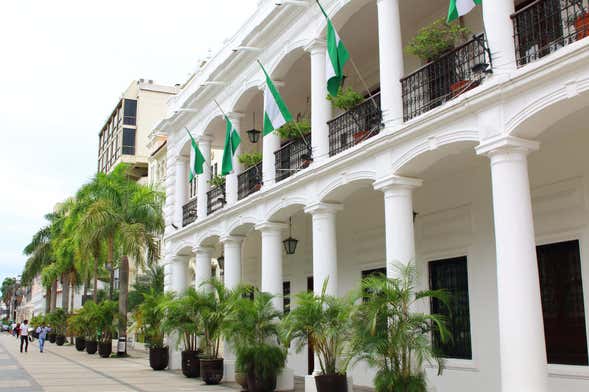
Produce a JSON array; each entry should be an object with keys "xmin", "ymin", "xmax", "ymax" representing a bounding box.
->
[
  {"xmin": 117, "ymin": 255, "xmax": 130, "ymax": 357},
  {"xmin": 93, "ymin": 257, "xmax": 98, "ymax": 302},
  {"xmin": 69, "ymin": 274, "xmax": 75, "ymax": 312},
  {"xmin": 83, "ymin": 278, "xmax": 88, "ymax": 305},
  {"xmin": 61, "ymin": 273, "xmax": 70, "ymax": 311},
  {"xmin": 108, "ymin": 235, "xmax": 114, "ymax": 300},
  {"xmin": 50, "ymin": 280, "xmax": 58, "ymax": 312},
  {"xmin": 45, "ymin": 287, "xmax": 51, "ymax": 313}
]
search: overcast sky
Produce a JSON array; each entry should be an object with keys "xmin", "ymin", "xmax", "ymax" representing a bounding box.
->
[{"xmin": 0, "ymin": 0, "xmax": 258, "ymax": 284}]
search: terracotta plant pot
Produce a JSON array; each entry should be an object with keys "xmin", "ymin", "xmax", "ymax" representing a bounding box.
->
[
  {"xmin": 99, "ymin": 341, "xmax": 112, "ymax": 358},
  {"xmin": 315, "ymin": 374, "xmax": 348, "ymax": 392},
  {"xmin": 75, "ymin": 337, "xmax": 86, "ymax": 351},
  {"xmin": 235, "ymin": 371, "xmax": 249, "ymax": 391},
  {"xmin": 200, "ymin": 358, "xmax": 224, "ymax": 385},
  {"xmin": 576, "ymin": 14, "xmax": 589, "ymax": 40},
  {"xmin": 55, "ymin": 335, "xmax": 66, "ymax": 346},
  {"xmin": 86, "ymin": 340, "xmax": 98, "ymax": 355},
  {"xmin": 181, "ymin": 350, "xmax": 201, "ymax": 378},
  {"xmin": 353, "ymin": 130, "xmax": 371, "ymax": 145},
  {"xmin": 149, "ymin": 347, "xmax": 169, "ymax": 371},
  {"xmin": 247, "ymin": 371, "xmax": 277, "ymax": 392}
]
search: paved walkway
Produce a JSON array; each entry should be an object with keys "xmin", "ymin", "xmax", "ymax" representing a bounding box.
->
[{"xmin": 0, "ymin": 333, "xmax": 240, "ymax": 392}]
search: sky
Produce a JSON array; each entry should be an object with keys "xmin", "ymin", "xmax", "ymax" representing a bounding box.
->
[{"xmin": 0, "ymin": 0, "xmax": 258, "ymax": 285}]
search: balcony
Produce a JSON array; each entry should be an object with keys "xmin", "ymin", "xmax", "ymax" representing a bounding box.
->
[
  {"xmin": 512, "ymin": 0, "xmax": 589, "ymax": 67},
  {"xmin": 328, "ymin": 93, "xmax": 382, "ymax": 157},
  {"xmin": 182, "ymin": 198, "xmax": 198, "ymax": 227},
  {"xmin": 275, "ymin": 136, "xmax": 313, "ymax": 183},
  {"xmin": 401, "ymin": 33, "xmax": 491, "ymax": 122},
  {"xmin": 238, "ymin": 162, "xmax": 263, "ymax": 200},
  {"xmin": 207, "ymin": 184, "xmax": 226, "ymax": 215}
]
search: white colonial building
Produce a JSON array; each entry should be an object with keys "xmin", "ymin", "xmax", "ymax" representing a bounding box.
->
[{"xmin": 156, "ymin": 0, "xmax": 589, "ymax": 391}]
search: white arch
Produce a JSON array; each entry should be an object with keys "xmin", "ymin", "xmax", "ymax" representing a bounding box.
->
[
  {"xmin": 227, "ymin": 79, "xmax": 264, "ymax": 113},
  {"xmin": 317, "ymin": 170, "xmax": 377, "ymax": 203},
  {"xmin": 263, "ymin": 195, "xmax": 309, "ymax": 222},
  {"xmin": 195, "ymin": 228, "xmax": 224, "ymax": 248},
  {"xmin": 225, "ymin": 215, "xmax": 260, "ymax": 237},
  {"xmin": 266, "ymin": 39, "xmax": 311, "ymax": 78},
  {"xmin": 170, "ymin": 240, "xmax": 196, "ymax": 257}
]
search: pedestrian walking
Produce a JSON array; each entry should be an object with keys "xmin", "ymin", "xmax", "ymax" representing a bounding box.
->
[
  {"xmin": 36, "ymin": 324, "xmax": 50, "ymax": 353},
  {"xmin": 14, "ymin": 322, "xmax": 20, "ymax": 339},
  {"xmin": 19, "ymin": 320, "xmax": 29, "ymax": 353}
]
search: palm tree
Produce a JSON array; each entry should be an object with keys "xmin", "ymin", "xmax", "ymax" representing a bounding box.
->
[
  {"xmin": 77, "ymin": 164, "xmax": 164, "ymax": 355},
  {"xmin": 1, "ymin": 277, "xmax": 17, "ymax": 310}
]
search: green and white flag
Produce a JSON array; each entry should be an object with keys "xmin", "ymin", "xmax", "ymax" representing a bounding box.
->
[
  {"xmin": 316, "ymin": 0, "xmax": 349, "ymax": 97},
  {"xmin": 447, "ymin": 0, "xmax": 482, "ymax": 23},
  {"xmin": 221, "ymin": 116, "xmax": 241, "ymax": 175},
  {"xmin": 185, "ymin": 128, "xmax": 205, "ymax": 182},
  {"xmin": 259, "ymin": 61, "xmax": 293, "ymax": 136}
]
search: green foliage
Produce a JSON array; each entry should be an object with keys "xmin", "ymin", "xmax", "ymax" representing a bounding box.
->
[
  {"xmin": 237, "ymin": 152, "xmax": 263, "ymax": 169},
  {"xmin": 30, "ymin": 314, "xmax": 46, "ymax": 330},
  {"xmin": 282, "ymin": 280, "xmax": 355, "ymax": 376},
  {"xmin": 1, "ymin": 277, "xmax": 17, "ymax": 306},
  {"xmin": 159, "ymin": 288, "xmax": 204, "ymax": 352},
  {"xmin": 239, "ymin": 344, "xmax": 287, "ymax": 384},
  {"xmin": 46, "ymin": 308, "xmax": 68, "ymax": 335},
  {"xmin": 208, "ymin": 175, "xmax": 226, "ymax": 189},
  {"xmin": 327, "ymin": 87, "xmax": 364, "ymax": 111},
  {"xmin": 276, "ymin": 119, "xmax": 311, "ymax": 140},
  {"xmin": 128, "ymin": 265, "xmax": 164, "ymax": 312},
  {"xmin": 75, "ymin": 300, "xmax": 101, "ymax": 341},
  {"xmin": 352, "ymin": 263, "xmax": 450, "ymax": 392},
  {"xmin": 196, "ymin": 279, "xmax": 234, "ymax": 359},
  {"xmin": 130, "ymin": 290, "xmax": 171, "ymax": 349},
  {"xmin": 95, "ymin": 300, "xmax": 118, "ymax": 343},
  {"xmin": 406, "ymin": 18, "xmax": 470, "ymax": 62}
]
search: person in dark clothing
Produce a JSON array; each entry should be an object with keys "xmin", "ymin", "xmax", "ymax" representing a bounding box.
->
[{"xmin": 19, "ymin": 320, "xmax": 29, "ymax": 353}]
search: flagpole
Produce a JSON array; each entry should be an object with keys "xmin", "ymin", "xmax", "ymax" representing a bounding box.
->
[
  {"xmin": 213, "ymin": 99, "xmax": 228, "ymax": 119},
  {"xmin": 348, "ymin": 56, "xmax": 379, "ymax": 111}
]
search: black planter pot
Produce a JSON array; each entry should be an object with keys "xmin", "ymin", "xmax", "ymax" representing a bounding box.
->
[
  {"xmin": 86, "ymin": 340, "xmax": 98, "ymax": 355},
  {"xmin": 99, "ymin": 342, "xmax": 112, "ymax": 358},
  {"xmin": 247, "ymin": 371, "xmax": 277, "ymax": 392},
  {"xmin": 315, "ymin": 374, "xmax": 348, "ymax": 392},
  {"xmin": 75, "ymin": 337, "xmax": 86, "ymax": 351},
  {"xmin": 149, "ymin": 347, "xmax": 169, "ymax": 371},
  {"xmin": 33, "ymin": 331, "xmax": 39, "ymax": 339},
  {"xmin": 235, "ymin": 372, "xmax": 249, "ymax": 391},
  {"xmin": 55, "ymin": 335, "xmax": 66, "ymax": 346},
  {"xmin": 200, "ymin": 358, "xmax": 224, "ymax": 385},
  {"xmin": 181, "ymin": 350, "xmax": 201, "ymax": 378},
  {"xmin": 48, "ymin": 333, "xmax": 56, "ymax": 343}
]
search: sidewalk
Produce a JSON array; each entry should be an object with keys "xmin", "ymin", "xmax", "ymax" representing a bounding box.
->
[{"xmin": 0, "ymin": 333, "xmax": 239, "ymax": 392}]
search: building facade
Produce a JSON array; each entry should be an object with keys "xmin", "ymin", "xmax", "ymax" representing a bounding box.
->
[{"xmin": 157, "ymin": 0, "xmax": 589, "ymax": 391}]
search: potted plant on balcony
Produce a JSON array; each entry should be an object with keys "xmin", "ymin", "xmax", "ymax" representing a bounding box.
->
[
  {"xmin": 224, "ymin": 287, "xmax": 287, "ymax": 392},
  {"xmin": 276, "ymin": 119, "xmax": 311, "ymax": 143},
  {"xmin": 352, "ymin": 263, "xmax": 451, "ymax": 392},
  {"xmin": 406, "ymin": 18, "xmax": 471, "ymax": 97},
  {"xmin": 160, "ymin": 288, "xmax": 204, "ymax": 378},
  {"xmin": 132, "ymin": 290, "xmax": 171, "ymax": 370},
  {"xmin": 328, "ymin": 87, "xmax": 375, "ymax": 144},
  {"xmin": 96, "ymin": 300, "xmax": 118, "ymax": 358},
  {"xmin": 238, "ymin": 152, "xmax": 263, "ymax": 169},
  {"xmin": 571, "ymin": 1, "xmax": 589, "ymax": 39},
  {"xmin": 282, "ymin": 280, "xmax": 356, "ymax": 392}
]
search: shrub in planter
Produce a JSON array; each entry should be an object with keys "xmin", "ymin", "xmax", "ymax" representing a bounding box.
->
[
  {"xmin": 327, "ymin": 87, "xmax": 363, "ymax": 112},
  {"xmin": 68, "ymin": 311, "xmax": 87, "ymax": 351},
  {"xmin": 208, "ymin": 175, "xmax": 226, "ymax": 189},
  {"xmin": 46, "ymin": 308, "xmax": 68, "ymax": 344},
  {"xmin": 99, "ymin": 341, "xmax": 112, "ymax": 358},
  {"xmin": 48, "ymin": 333, "xmax": 57, "ymax": 343},
  {"xmin": 75, "ymin": 336, "xmax": 86, "ymax": 351},
  {"xmin": 96, "ymin": 300, "xmax": 118, "ymax": 359},
  {"xmin": 352, "ymin": 263, "xmax": 451, "ymax": 392},
  {"xmin": 405, "ymin": 18, "xmax": 470, "ymax": 63},
  {"xmin": 75, "ymin": 300, "xmax": 101, "ymax": 355},
  {"xmin": 283, "ymin": 280, "xmax": 355, "ymax": 392},
  {"xmin": 242, "ymin": 344, "xmax": 286, "ymax": 392},
  {"xmin": 276, "ymin": 119, "xmax": 311, "ymax": 141},
  {"xmin": 55, "ymin": 335, "xmax": 66, "ymax": 346},
  {"xmin": 238, "ymin": 152, "xmax": 263, "ymax": 170},
  {"xmin": 86, "ymin": 340, "xmax": 98, "ymax": 355}
]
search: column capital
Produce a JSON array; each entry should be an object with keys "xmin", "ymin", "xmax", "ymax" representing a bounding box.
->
[
  {"xmin": 172, "ymin": 255, "xmax": 190, "ymax": 263},
  {"xmin": 220, "ymin": 235, "xmax": 246, "ymax": 244},
  {"xmin": 373, "ymin": 175, "xmax": 423, "ymax": 193},
  {"xmin": 476, "ymin": 135, "xmax": 539, "ymax": 158},
  {"xmin": 226, "ymin": 111, "xmax": 245, "ymax": 121},
  {"xmin": 304, "ymin": 39, "xmax": 327, "ymax": 54},
  {"xmin": 193, "ymin": 245, "xmax": 214, "ymax": 256},
  {"xmin": 255, "ymin": 221, "xmax": 288, "ymax": 233},
  {"xmin": 196, "ymin": 135, "xmax": 213, "ymax": 144},
  {"xmin": 258, "ymin": 80, "xmax": 284, "ymax": 91},
  {"xmin": 173, "ymin": 155, "xmax": 189, "ymax": 165},
  {"xmin": 304, "ymin": 202, "xmax": 343, "ymax": 216}
]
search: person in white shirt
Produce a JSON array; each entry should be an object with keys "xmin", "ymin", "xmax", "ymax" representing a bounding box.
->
[{"xmin": 19, "ymin": 320, "xmax": 29, "ymax": 353}]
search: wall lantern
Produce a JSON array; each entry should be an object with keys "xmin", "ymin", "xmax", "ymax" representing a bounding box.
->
[
  {"xmin": 282, "ymin": 217, "xmax": 299, "ymax": 255},
  {"xmin": 246, "ymin": 112, "xmax": 261, "ymax": 143}
]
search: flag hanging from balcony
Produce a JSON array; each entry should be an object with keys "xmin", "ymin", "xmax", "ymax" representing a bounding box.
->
[
  {"xmin": 259, "ymin": 61, "xmax": 293, "ymax": 136},
  {"xmin": 221, "ymin": 116, "xmax": 241, "ymax": 175},
  {"xmin": 316, "ymin": 0, "xmax": 349, "ymax": 97},
  {"xmin": 185, "ymin": 128, "xmax": 205, "ymax": 182},
  {"xmin": 447, "ymin": 0, "xmax": 482, "ymax": 23}
]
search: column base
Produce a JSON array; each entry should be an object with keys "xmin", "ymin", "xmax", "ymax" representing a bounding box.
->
[
  {"xmin": 304, "ymin": 375, "xmax": 354, "ymax": 392},
  {"xmin": 168, "ymin": 347, "xmax": 182, "ymax": 370},
  {"xmin": 276, "ymin": 368, "xmax": 294, "ymax": 391},
  {"xmin": 223, "ymin": 359, "xmax": 236, "ymax": 382}
]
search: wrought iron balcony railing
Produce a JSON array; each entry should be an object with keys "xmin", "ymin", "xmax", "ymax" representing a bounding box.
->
[
  {"xmin": 328, "ymin": 92, "xmax": 382, "ymax": 157},
  {"xmin": 512, "ymin": 0, "xmax": 589, "ymax": 67},
  {"xmin": 182, "ymin": 198, "xmax": 198, "ymax": 227},
  {"xmin": 401, "ymin": 33, "xmax": 491, "ymax": 122},
  {"xmin": 238, "ymin": 162, "xmax": 263, "ymax": 200},
  {"xmin": 207, "ymin": 184, "xmax": 226, "ymax": 215},
  {"xmin": 274, "ymin": 136, "xmax": 313, "ymax": 183}
]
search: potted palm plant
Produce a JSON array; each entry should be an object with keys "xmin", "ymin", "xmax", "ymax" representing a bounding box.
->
[
  {"xmin": 78, "ymin": 300, "xmax": 100, "ymax": 355},
  {"xmin": 224, "ymin": 287, "xmax": 287, "ymax": 392},
  {"xmin": 160, "ymin": 288, "xmax": 204, "ymax": 378},
  {"xmin": 352, "ymin": 263, "xmax": 450, "ymax": 392},
  {"xmin": 68, "ymin": 311, "xmax": 87, "ymax": 351},
  {"xmin": 96, "ymin": 300, "xmax": 118, "ymax": 358},
  {"xmin": 51, "ymin": 308, "xmax": 68, "ymax": 346},
  {"xmin": 132, "ymin": 290, "xmax": 171, "ymax": 370},
  {"xmin": 282, "ymin": 280, "xmax": 355, "ymax": 392}
]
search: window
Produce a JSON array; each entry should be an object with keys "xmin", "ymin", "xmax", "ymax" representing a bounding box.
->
[
  {"xmin": 429, "ymin": 257, "xmax": 472, "ymax": 360},
  {"xmin": 283, "ymin": 281, "xmax": 291, "ymax": 315},
  {"xmin": 123, "ymin": 99, "xmax": 137, "ymax": 125},
  {"xmin": 537, "ymin": 240, "xmax": 588, "ymax": 365},
  {"xmin": 122, "ymin": 128, "xmax": 136, "ymax": 155}
]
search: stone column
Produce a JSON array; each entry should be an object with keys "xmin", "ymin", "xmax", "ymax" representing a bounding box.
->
[
  {"xmin": 168, "ymin": 255, "xmax": 189, "ymax": 370},
  {"xmin": 262, "ymin": 82, "xmax": 284, "ymax": 188},
  {"xmin": 304, "ymin": 203, "xmax": 342, "ymax": 296},
  {"xmin": 256, "ymin": 222, "xmax": 287, "ymax": 312},
  {"xmin": 377, "ymin": 0, "xmax": 404, "ymax": 127},
  {"xmin": 482, "ymin": 0, "xmax": 517, "ymax": 71},
  {"xmin": 174, "ymin": 156, "xmax": 188, "ymax": 227},
  {"xmin": 194, "ymin": 246, "xmax": 213, "ymax": 291},
  {"xmin": 476, "ymin": 135, "xmax": 546, "ymax": 392},
  {"xmin": 226, "ymin": 112, "xmax": 245, "ymax": 206},
  {"xmin": 374, "ymin": 175, "xmax": 422, "ymax": 278},
  {"xmin": 197, "ymin": 136, "xmax": 212, "ymax": 220},
  {"xmin": 305, "ymin": 39, "xmax": 331, "ymax": 164}
]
